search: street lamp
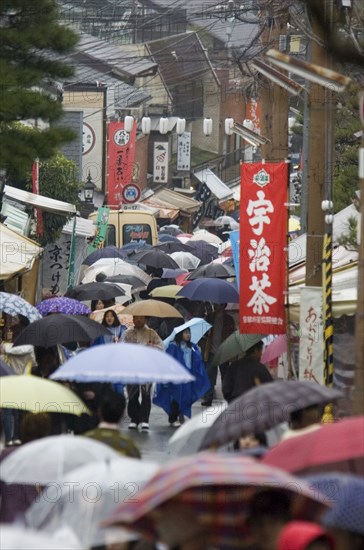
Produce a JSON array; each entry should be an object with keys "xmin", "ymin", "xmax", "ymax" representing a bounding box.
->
[{"xmin": 84, "ymin": 172, "xmax": 96, "ymax": 202}]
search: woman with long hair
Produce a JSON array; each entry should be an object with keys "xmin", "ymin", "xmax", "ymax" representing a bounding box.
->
[
  {"xmin": 93, "ymin": 310, "xmax": 126, "ymax": 344},
  {"xmin": 153, "ymin": 328, "xmax": 210, "ymax": 427}
]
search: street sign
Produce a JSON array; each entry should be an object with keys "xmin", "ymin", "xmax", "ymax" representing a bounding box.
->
[{"xmin": 121, "ymin": 183, "xmax": 141, "ymax": 204}]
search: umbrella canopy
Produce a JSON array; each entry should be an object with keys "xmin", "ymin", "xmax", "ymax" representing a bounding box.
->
[
  {"xmin": 176, "ymin": 233, "xmax": 193, "ymax": 243},
  {"xmin": 155, "ymin": 241, "xmax": 190, "ymax": 254},
  {"xmin": 26, "ymin": 457, "xmax": 159, "ymax": 549},
  {"xmin": 186, "ymin": 262, "xmax": 235, "ymax": 280},
  {"xmin": 122, "ymin": 299, "xmax": 183, "ymax": 318},
  {"xmin": 167, "ymin": 405, "xmax": 226, "ymax": 457},
  {"xmin": 65, "ymin": 282, "xmax": 125, "ymax": 301},
  {"xmin": 261, "ymin": 334, "xmax": 287, "ymax": 363},
  {"xmin": 0, "ymin": 358, "xmax": 13, "ymax": 376},
  {"xmin": 157, "ymin": 233, "xmax": 180, "ymax": 243},
  {"xmin": 90, "ymin": 305, "xmax": 134, "ymax": 328},
  {"xmin": 104, "ymin": 274, "xmax": 147, "ymax": 292},
  {"xmin": 163, "ymin": 317, "xmax": 212, "ymax": 349},
  {"xmin": 149, "ymin": 285, "xmax": 183, "ymax": 300},
  {"xmin": 82, "ymin": 245, "xmax": 125, "ymax": 266},
  {"xmin": 0, "ymin": 525, "xmax": 82, "ymax": 550},
  {"xmin": 0, "ymin": 375, "xmax": 90, "ymax": 416},
  {"xmin": 0, "ymin": 292, "xmax": 41, "ymax": 323},
  {"xmin": 13, "ymin": 314, "xmax": 108, "ymax": 347},
  {"xmin": 211, "ymin": 330, "xmax": 264, "ymax": 367},
  {"xmin": 199, "ymin": 381, "xmax": 343, "ymax": 450},
  {"xmin": 177, "ymin": 278, "xmax": 239, "ymax": 304},
  {"xmin": 104, "ymin": 453, "xmax": 329, "ymax": 549},
  {"xmin": 215, "ymin": 215, "xmax": 240, "ymax": 228},
  {"xmin": 159, "ymin": 225, "xmax": 182, "ymax": 236},
  {"xmin": 0, "ymin": 435, "xmax": 120, "ymax": 485},
  {"xmin": 185, "ymin": 240, "xmax": 219, "ymax": 264},
  {"xmin": 161, "ymin": 267, "xmax": 188, "ymax": 279},
  {"xmin": 131, "ymin": 249, "xmax": 179, "ymax": 270},
  {"xmin": 82, "ymin": 258, "xmax": 151, "ymax": 285},
  {"xmin": 190, "ymin": 229, "xmax": 222, "ymax": 245},
  {"xmin": 169, "ymin": 251, "xmax": 200, "ymax": 270},
  {"xmin": 50, "ymin": 343, "xmax": 195, "ymax": 384},
  {"xmin": 262, "ymin": 416, "xmax": 364, "ymax": 476},
  {"xmin": 36, "ymin": 297, "xmax": 91, "ymax": 316}
]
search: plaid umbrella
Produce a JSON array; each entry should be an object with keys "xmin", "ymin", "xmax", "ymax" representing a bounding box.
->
[
  {"xmin": 36, "ymin": 297, "xmax": 91, "ymax": 316},
  {"xmin": 262, "ymin": 416, "xmax": 364, "ymax": 476},
  {"xmin": 200, "ymin": 381, "xmax": 343, "ymax": 450},
  {"xmin": 0, "ymin": 292, "xmax": 41, "ymax": 323},
  {"xmin": 104, "ymin": 453, "xmax": 329, "ymax": 549}
]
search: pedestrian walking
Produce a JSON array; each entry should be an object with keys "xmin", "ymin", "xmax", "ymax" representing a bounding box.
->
[
  {"xmin": 153, "ymin": 328, "xmax": 210, "ymax": 426},
  {"xmin": 123, "ymin": 316, "xmax": 163, "ymax": 431},
  {"xmin": 93, "ymin": 309, "xmax": 126, "ymax": 344}
]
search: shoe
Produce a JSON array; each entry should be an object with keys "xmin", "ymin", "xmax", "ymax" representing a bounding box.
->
[
  {"xmin": 201, "ymin": 400, "xmax": 212, "ymax": 407},
  {"xmin": 170, "ymin": 421, "xmax": 181, "ymax": 428},
  {"xmin": 141, "ymin": 422, "xmax": 149, "ymax": 431},
  {"xmin": 128, "ymin": 422, "xmax": 138, "ymax": 430}
]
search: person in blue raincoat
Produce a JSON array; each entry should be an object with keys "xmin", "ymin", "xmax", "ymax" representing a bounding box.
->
[{"xmin": 153, "ymin": 328, "xmax": 210, "ymax": 427}]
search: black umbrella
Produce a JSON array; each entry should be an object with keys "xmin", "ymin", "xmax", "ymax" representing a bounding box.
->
[
  {"xmin": 82, "ymin": 246, "xmax": 126, "ymax": 266},
  {"xmin": 154, "ymin": 241, "xmax": 190, "ymax": 254},
  {"xmin": 65, "ymin": 282, "xmax": 125, "ymax": 301},
  {"xmin": 13, "ymin": 315, "xmax": 109, "ymax": 347},
  {"xmin": 0, "ymin": 358, "xmax": 13, "ymax": 376},
  {"xmin": 104, "ymin": 274, "xmax": 147, "ymax": 292},
  {"xmin": 199, "ymin": 381, "xmax": 343, "ymax": 450},
  {"xmin": 186, "ymin": 262, "xmax": 236, "ymax": 280},
  {"xmin": 185, "ymin": 240, "xmax": 218, "ymax": 264},
  {"xmin": 131, "ymin": 249, "xmax": 179, "ymax": 270}
]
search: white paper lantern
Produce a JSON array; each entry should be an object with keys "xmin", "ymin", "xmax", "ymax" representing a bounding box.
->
[
  {"xmin": 159, "ymin": 117, "xmax": 169, "ymax": 134},
  {"xmin": 176, "ymin": 118, "xmax": 186, "ymax": 135},
  {"xmin": 141, "ymin": 116, "xmax": 151, "ymax": 135},
  {"xmin": 203, "ymin": 118, "xmax": 212, "ymax": 136},
  {"xmin": 225, "ymin": 117, "xmax": 234, "ymax": 135},
  {"xmin": 124, "ymin": 116, "xmax": 134, "ymax": 133}
]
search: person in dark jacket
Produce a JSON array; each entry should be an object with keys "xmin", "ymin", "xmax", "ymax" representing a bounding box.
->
[{"xmin": 222, "ymin": 340, "xmax": 273, "ymax": 403}]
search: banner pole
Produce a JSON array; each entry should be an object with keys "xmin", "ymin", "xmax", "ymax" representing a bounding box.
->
[{"xmin": 67, "ymin": 214, "xmax": 77, "ymax": 289}]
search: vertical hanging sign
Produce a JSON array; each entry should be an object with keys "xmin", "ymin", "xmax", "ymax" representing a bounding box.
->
[
  {"xmin": 177, "ymin": 132, "xmax": 191, "ymax": 171},
  {"xmin": 240, "ymin": 161, "xmax": 288, "ymax": 334},
  {"xmin": 107, "ymin": 121, "xmax": 137, "ymax": 207},
  {"xmin": 153, "ymin": 142, "xmax": 169, "ymax": 183},
  {"xmin": 299, "ymin": 286, "xmax": 324, "ymax": 384},
  {"xmin": 88, "ymin": 207, "xmax": 110, "ymax": 253}
]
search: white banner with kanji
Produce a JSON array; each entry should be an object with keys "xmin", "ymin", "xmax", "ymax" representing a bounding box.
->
[
  {"xmin": 153, "ymin": 142, "xmax": 169, "ymax": 184},
  {"xmin": 177, "ymin": 132, "xmax": 191, "ymax": 171},
  {"xmin": 299, "ymin": 286, "xmax": 324, "ymax": 384}
]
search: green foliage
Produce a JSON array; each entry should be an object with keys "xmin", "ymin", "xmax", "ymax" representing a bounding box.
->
[
  {"xmin": 336, "ymin": 215, "xmax": 359, "ymax": 251},
  {"xmin": 27, "ymin": 153, "xmax": 80, "ymax": 246},
  {"xmin": 0, "ymin": 0, "xmax": 79, "ymax": 177}
]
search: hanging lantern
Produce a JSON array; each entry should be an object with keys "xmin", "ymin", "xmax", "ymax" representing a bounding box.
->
[
  {"xmin": 203, "ymin": 117, "xmax": 212, "ymax": 136},
  {"xmin": 141, "ymin": 117, "xmax": 151, "ymax": 135},
  {"xmin": 176, "ymin": 118, "xmax": 186, "ymax": 135},
  {"xmin": 159, "ymin": 117, "xmax": 169, "ymax": 134},
  {"xmin": 124, "ymin": 116, "xmax": 134, "ymax": 133},
  {"xmin": 225, "ymin": 117, "xmax": 234, "ymax": 135}
]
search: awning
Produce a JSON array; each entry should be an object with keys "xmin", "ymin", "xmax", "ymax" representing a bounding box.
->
[
  {"xmin": 62, "ymin": 217, "xmax": 96, "ymax": 238},
  {"xmin": 193, "ymin": 168, "xmax": 234, "ymax": 201},
  {"xmin": 141, "ymin": 188, "xmax": 201, "ymax": 215},
  {"xmin": 4, "ymin": 185, "xmax": 77, "ymax": 215},
  {"xmin": 0, "ymin": 223, "xmax": 42, "ymax": 280}
]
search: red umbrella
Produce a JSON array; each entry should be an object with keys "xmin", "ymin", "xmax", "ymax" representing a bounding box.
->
[
  {"xmin": 262, "ymin": 335, "xmax": 287, "ymax": 363},
  {"xmin": 262, "ymin": 416, "xmax": 364, "ymax": 476}
]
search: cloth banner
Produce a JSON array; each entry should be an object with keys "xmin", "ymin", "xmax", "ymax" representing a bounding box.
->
[
  {"xmin": 88, "ymin": 207, "xmax": 110, "ymax": 253},
  {"xmin": 153, "ymin": 142, "xmax": 169, "ymax": 183},
  {"xmin": 298, "ymin": 286, "xmax": 324, "ymax": 384},
  {"xmin": 32, "ymin": 158, "xmax": 43, "ymax": 236},
  {"xmin": 240, "ymin": 162, "xmax": 288, "ymax": 334},
  {"xmin": 107, "ymin": 121, "xmax": 137, "ymax": 207}
]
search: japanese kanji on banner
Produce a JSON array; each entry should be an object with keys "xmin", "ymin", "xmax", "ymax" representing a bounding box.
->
[
  {"xmin": 299, "ymin": 287, "xmax": 324, "ymax": 384},
  {"xmin": 240, "ymin": 161, "xmax": 288, "ymax": 334},
  {"xmin": 107, "ymin": 121, "xmax": 137, "ymax": 207}
]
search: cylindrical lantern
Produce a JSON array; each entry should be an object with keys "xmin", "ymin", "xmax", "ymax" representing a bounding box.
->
[
  {"xmin": 159, "ymin": 117, "xmax": 169, "ymax": 134},
  {"xmin": 203, "ymin": 117, "xmax": 212, "ymax": 136},
  {"xmin": 124, "ymin": 115, "xmax": 134, "ymax": 133},
  {"xmin": 141, "ymin": 116, "xmax": 151, "ymax": 135},
  {"xmin": 225, "ymin": 117, "xmax": 234, "ymax": 135},
  {"xmin": 176, "ymin": 118, "xmax": 186, "ymax": 135}
]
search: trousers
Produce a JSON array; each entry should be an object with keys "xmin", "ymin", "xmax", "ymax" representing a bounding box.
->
[{"xmin": 127, "ymin": 384, "xmax": 152, "ymax": 424}]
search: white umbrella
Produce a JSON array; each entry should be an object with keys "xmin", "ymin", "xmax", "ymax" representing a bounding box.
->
[
  {"xmin": 215, "ymin": 216, "xmax": 240, "ymax": 230},
  {"xmin": 82, "ymin": 258, "xmax": 151, "ymax": 285},
  {"xmin": 218, "ymin": 239, "xmax": 232, "ymax": 255},
  {"xmin": 169, "ymin": 251, "xmax": 201, "ymax": 270},
  {"xmin": 0, "ymin": 435, "xmax": 120, "ymax": 485},
  {"xmin": 50, "ymin": 343, "xmax": 195, "ymax": 384},
  {"xmin": 26, "ymin": 457, "xmax": 159, "ymax": 549},
  {"xmin": 167, "ymin": 404, "xmax": 227, "ymax": 456},
  {"xmin": 190, "ymin": 229, "xmax": 222, "ymax": 245},
  {"xmin": 163, "ymin": 317, "xmax": 212, "ymax": 349},
  {"xmin": 0, "ymin": 525, "xmax": 82, "ymax": 550}
]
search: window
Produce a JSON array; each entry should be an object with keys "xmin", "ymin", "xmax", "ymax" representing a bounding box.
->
[
  {"xmin": 122, "ymin": 224, "xmax": 153, "ymax": 245},
  {"xmin": 105, "ymin": 224, "xmax": 116, "ymax": 246}
]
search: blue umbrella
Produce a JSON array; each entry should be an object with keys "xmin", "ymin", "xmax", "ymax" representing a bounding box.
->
[
  {"xmin": 36, "ymin": 297, "xmax": 91, "ymax": 316},
  {"xmin": 83, "ymin": 246, "xmax": 126, "ymax": 266},
  {"xmin": 0, "ymin": 358, "xmax": 13, "ymax": 376},
  {"xmin": 177, "ymin": 278, "xmax": 239, "ymax": 303},
  {"xmin": 50, "ymin": 343, "xmax": 195, "ymax": 384},
  {"xmin": 158, "ymin": 233, "xmax": 180, "ymax": 243},
  {"xmin": 0, "ymin": 292, "xmax": 42, "ymax": 323},
  {"xmin": 163, "ymin": 317, "xmax": 212, "ymax": 349}
]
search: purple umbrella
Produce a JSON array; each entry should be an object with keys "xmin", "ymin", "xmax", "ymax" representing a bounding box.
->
[
  {"xmin": 177, "ymin": 278, "xmax": 239, "ymax": 303},
  {"xmin": 36, "ymin": 297, "xmax": 91, "ymax": 316}
]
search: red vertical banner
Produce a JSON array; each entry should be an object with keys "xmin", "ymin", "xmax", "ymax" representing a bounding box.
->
[
  {"xmin": 32, "ymin": 158, "xmax": 43, "ymax": 237},
  {"xmin": 107, "ymin": 121, "xmax": 137, "ymax": 207},
  {"xmin": 240, "ymin": 162, "xmax": 288, "ymax": 334}
]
